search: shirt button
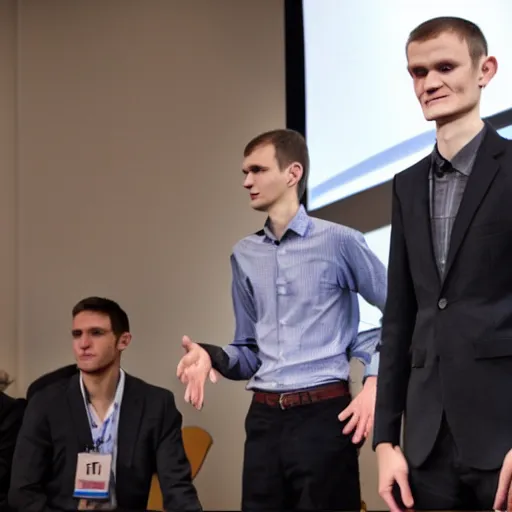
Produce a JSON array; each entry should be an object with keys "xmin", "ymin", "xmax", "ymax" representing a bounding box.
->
[{"xmin": 438, "ymin": 298, "xmax": 448, "ymax": 310}]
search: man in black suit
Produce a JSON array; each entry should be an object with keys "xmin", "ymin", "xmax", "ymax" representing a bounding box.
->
[
  {"xmin": 9, "ymin": 297, "xmax": 202, "ymax": 512},
  {"xmin": 0, "ymin": 388, "xmax": 26, "ymax": 510},
  {"xmin": 374, "ymin": 16, "xmax": 512, "ymax": 512}
]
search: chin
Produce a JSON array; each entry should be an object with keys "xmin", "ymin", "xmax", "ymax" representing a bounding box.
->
[
  {"xmin": 424, "ymin": 108, "xmax": 457, "ymax": 123},
  {"xmin": 78, "ymin": 361, "xmax": 105, "ymax": 374},
  {"xmin": 423, "ymin": 102, "xmax": 472, "ymax": 124},
  {"xmin": 250, "ymin": 200, "xmax": 269, "ymax": 212}
]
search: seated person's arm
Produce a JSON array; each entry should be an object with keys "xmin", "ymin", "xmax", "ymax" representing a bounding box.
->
[
  {"xmin": 156, "ymin": 391, "xmax": 202, "ymax": 512},
  {"xmin": 0, "ymin": 396, "xmax": 26, "ymax": 508},
  {"xmin": 199, "ymin": 254, "xmax": 260, "ymax": 380},
  {"xmin": 8, "ymin": 395, "xmax": 57, "ymax": 512}
]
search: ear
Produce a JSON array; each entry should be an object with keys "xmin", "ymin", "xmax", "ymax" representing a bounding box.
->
[
  {"xmin": 286, "ymin": 162, "xmax": 303, "ymax": 188},
  {"xmin": 478, "ymin": 55, "xmax": 498, "ymax": 88},
  {"xmin": 116, "ymin": 332, "xmax": 132, "ymax": 353}
]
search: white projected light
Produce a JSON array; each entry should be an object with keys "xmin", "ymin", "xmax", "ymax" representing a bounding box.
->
[
  {"xmin": 358, "ymin": 225, "xmax": 391, "ymax": 331},
  {"xmin": 303, "ymin": 0, "xmax": 512, "ymax": 210}
]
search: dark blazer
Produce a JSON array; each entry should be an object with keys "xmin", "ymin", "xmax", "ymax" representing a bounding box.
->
[
  {"xmin": 374, "ymin": 125, "xmax": 512, "ymax": 470},
  {"xmin": 26, "ymin": 364, "xmax": 79, "ymax": 402},
  {"xmin": 8, "ymin": 373, "xmax": 202, "ymax": 512},
  {"xmin": 0, "ymin": 392, "xmax": 26, "ymax": 509}
]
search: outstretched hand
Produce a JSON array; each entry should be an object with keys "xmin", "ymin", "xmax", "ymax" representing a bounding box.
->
[{"xmin": 176, "ymin": 335, "xmax": 218, "ymax": 410}]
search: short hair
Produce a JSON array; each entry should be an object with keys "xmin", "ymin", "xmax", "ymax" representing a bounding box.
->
[
  {"xmin": 244, "ymin": 129, "xmax": 310, "ymax": 200},
  {"xmin": 407, "ymin": 16, "xmax": 488, "ymax": 65},
  {"xmin": 72, "ymin": 296, "xmax": 130, "ymax": 337}
]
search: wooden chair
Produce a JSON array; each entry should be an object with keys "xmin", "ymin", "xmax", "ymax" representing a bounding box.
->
[{"xmin": 146, "ymin": 426, "xmax": 213, "ymax": 511}]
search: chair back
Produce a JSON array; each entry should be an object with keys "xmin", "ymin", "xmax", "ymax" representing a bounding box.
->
[{"xmin": 146, "ymin": 425, "xmax": 212, "ymax": 511}]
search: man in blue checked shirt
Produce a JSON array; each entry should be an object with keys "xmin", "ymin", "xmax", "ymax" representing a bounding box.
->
[{"xmin": 177, "ymin": 129, "xmax": 387, "ymax": 512}]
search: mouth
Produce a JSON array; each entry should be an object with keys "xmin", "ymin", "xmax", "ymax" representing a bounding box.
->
[
  {"xmin": 426, "ymin": 95, "xmax": 448, "ymax": 106},
  {"xmin": 250, "ymin": 193, "xmax": 259, "ymax": 200}
]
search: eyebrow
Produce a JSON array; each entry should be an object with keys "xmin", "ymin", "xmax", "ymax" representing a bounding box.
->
[
  {"xmin": 408, "ymin": 59, "xmax": 457, "ymax": 73},
  {"xmin": 71, "ymin": 327, "xmax": 109, "ymax": 335},
  {"xmin": 242, "ymin": 165, "xmax": 268, "ymax": 174}
]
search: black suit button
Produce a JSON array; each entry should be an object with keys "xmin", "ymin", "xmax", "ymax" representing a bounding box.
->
[{"xmin": 438, "ymin": 298, "xmax": 448, "ymax": 310}]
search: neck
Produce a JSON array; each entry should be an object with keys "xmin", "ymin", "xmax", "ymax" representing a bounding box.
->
[
  {"xmin": 82, "ymin": 364, "xmax": 120, "ymax": 405},
  {"xmin": 435, "ymin": 109, "xmax": 484, "ymax": 160},
  {"xmin": 267, "ymin": 199, "xmax": 300, "ymax": 240}
]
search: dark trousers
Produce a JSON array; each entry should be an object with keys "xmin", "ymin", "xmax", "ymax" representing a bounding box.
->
[
  {"xmin": 241, "ymin": 393, "xmax": 361, "ymax": 512},
  {"xmin": 397, "ymin": 414, "xmax": 500, "ymax": 510}
]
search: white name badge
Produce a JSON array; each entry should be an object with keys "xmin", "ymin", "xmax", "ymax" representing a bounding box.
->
[{"xmin": 73, "ymin": 452, "xmax": 112, "ymax": 500}]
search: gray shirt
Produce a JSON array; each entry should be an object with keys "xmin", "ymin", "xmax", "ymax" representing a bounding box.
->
[{"xmin": 429, "ymin": 126, "xmax": 486, "ymax": 277}]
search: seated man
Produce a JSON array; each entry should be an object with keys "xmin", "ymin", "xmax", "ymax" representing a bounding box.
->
[
  {"xmin": 9, "ymin": 296, "xmax": 202, "ymax": 512},
  {"xmin": 0, "ymin": 373, "xmax": 26, "ymax": 510}
]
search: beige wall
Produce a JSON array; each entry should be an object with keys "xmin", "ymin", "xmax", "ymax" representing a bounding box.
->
[
  {"xmin": 0, "ymin": 0, "xmax": 19, "ymax": 397},
  {"xmin": 2, "ymin": 0, "xmax": 384, "ymax": 509}
]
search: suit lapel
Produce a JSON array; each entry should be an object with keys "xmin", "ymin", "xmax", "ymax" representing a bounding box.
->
[
  {"xmin": 117, "ymin": 374, "xmax": 144, "ymax": 468},
  {"xmin": 412, "ymin": 157, "xmax": 441, "ymax": 284},
  {"xmin": 443, "ymin": 127, "xmax": 506, "ymax": 280},
  {"xmin": 66, "ymin": 374, "xmax": 94, "ymax": 450}
]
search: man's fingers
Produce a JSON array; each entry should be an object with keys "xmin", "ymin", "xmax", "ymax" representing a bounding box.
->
[
  {"xmin": 184, "ymin": 383, "xmax": 191, "ymax": 404},
  {"xmin": 379, "ymin": 488, "xmax": 401, "ymax": 512},
  {"xmin": 396, "ymin": 471, "xmax": 414, "ymax": 509},
  {"xmin": 342, "ymin": 412, "xmax": 359, "ymax": 435},
  {"xmin": 182, "ymin": 335, "xmax": 194, "ymax": 351},
  {"xmin": 494, "ymin": 464, "xmax": 512, "ymax": 510},
  {"xmin": 365, "ymin": 416, "xmax": 374, "ymax": 438},
  {"xmin": 352, "ymin": 414, "xmax": 368, "ymax": 444},
  {"xmin": 177, "ymin": 352, "xmax": 199, "ymax": 378},
  {"xmin": 197, "ymin": 386, "xmax": 205, "ymax": 410},
  {"xmin": 338, "ymin": 405, "xmax": 352, "ymax": 422},
  {"xmin": 209, "ymin": 369, "xmax": 218, "ymax": 383},
  {"xmin": 177, "ymin": 360, "xmax": 186, "ymax": 379},
  {"xmin": 191, "ymin": 383, "xmax": 205, "ymax": 410}
]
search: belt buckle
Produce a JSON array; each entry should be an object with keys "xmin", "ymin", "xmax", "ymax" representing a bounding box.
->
[{"xmin": 278, "ymin": 392, "xmax": 291, "ymax": 410}]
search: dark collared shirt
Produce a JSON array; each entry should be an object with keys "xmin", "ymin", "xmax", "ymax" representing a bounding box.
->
[{"xmin": 429, "ymin": 126, "xmax": 486, "ymax": 276}]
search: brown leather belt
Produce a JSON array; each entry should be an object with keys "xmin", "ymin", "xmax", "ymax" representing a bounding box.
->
[{"xmin": 253, "ymin": 381, "xmax": 350, "ymax": 410}]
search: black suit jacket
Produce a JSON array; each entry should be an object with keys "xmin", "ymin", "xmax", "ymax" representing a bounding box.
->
[
  {"xmin": 374, "ymin": 125, "xmax": 512, "ymax": 470},
  {"xmin": 8, "ymin": 373, "xmax": 202, "ymax": 512},
  {"xmin": 0, "ymin": 392, "xmax": 26, "ymax": 509}
]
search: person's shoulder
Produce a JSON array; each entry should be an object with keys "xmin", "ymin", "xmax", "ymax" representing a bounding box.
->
[
  {"xmin": 30, "ymin": 377, "xmax": 70, "ymax": 404},
  {"xmin": 22, "ymin": 377, "xmax": 70, "ymax": 424},
  {"xmin": 0, "ymin": 392, "xmax": 26, "ymax": 422},
  {"xmin": 501, "ymin": 134, "xmax": 512, "ymax": 153},
  {"xmin": 232, "ymin": 229, "xmax": 265, "ymax": 254},
  {"xmin": 397, "ymin": 153, "xmax": 431, "ymax": 180},
  {"xmin": 0, "ymin": 390, "xmax": 16, "ymax": 410},
  {"xmin": 309, "ymin": 215, "xmax": 364, "ymax": 244},
  {"xmin": 126, "ymin": 374, "xmax": 177, "ymax": 404},
  {"xmin": 26, "ymin": 364, "xmax": 78, "ymax": 401}
]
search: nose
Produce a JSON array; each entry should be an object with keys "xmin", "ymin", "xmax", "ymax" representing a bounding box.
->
[
  {"xmin": 77, "ymin": 336, "xmax": 91, "ymax": 350},
  {"xmin": 424, "ymin": 71, "xmax": 443, "ymax": 94},
  {"xmin": 244, "ymin": 172, "xmax": 254, "ymax": 189}
]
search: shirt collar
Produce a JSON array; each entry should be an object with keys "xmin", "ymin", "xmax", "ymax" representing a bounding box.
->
[
  {"xmin": 79, "ymin": 368, "xmax": 126, "ymax": 410},
  {"xmin": 430, "ymin": 124, "xmax": 486, "ymax": 178},
  {"xmin": 262, "ymin": 204, "xmax": 312, "ymax": 241}
]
